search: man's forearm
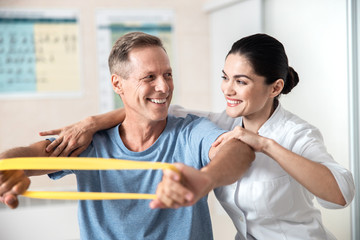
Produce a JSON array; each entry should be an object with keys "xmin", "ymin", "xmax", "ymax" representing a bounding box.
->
[
  {"xmin": 151, "ymin": 139, "xmax": 254, "ymax": 209},
  {"xmin": 201, "ymin": 138, "xmax": 254, "ymax": 189},
  {"xmin": 0, "ymin": 140, "xmax": 56, "ymax": 176}
]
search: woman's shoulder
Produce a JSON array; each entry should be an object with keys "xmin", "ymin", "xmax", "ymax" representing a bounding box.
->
[
  {"xmin": 280, "ymin": 107, "xmax": 318, "ymax": 131},
  {"xmin": 264, "ymin": 105, "xmax": 323, "ymax": 142}
]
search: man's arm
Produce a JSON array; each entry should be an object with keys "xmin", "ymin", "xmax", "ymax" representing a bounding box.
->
[
  {"xmin": 150, "ymin": 138, "xmax": 254, "ymax": 208},
  {"xmin": 204, "ymin": 137, "xmax": 254, "ymax": 188},
  {"xmin": 0, "ymin": 140, "xmax": 56, "ymax": 209}
]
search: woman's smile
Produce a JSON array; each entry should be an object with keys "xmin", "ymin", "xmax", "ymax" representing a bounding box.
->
[{"xmin": 226, "ymin": 97, "xmax": 242, "ymax": 107}]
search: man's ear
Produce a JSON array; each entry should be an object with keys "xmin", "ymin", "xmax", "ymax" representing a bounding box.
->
[
  {"xmin": 270, "ymin": 79, "xmax": 284, "ymax": 97},
  {"xmin": 111, "ymin": 74, "xmax": 123, "ymax": 95}
]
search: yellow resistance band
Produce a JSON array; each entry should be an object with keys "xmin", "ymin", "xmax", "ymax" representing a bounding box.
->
[{"xmin": 0, "ymin": 157, "xmax": 179, "ymax": 200}]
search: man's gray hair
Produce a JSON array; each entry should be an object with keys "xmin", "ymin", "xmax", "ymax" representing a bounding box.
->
[{"xmin": 108, "ymin": 32, "xmax": 166, "ymax": 78}]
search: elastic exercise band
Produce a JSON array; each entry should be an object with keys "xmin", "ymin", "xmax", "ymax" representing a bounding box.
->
[{"xmin": 0, "ymin": 157, "xmax": 179, "ymax": 200}]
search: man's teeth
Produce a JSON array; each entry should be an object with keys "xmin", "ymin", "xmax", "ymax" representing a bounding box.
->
[
  {"xmin": 150, "ymin": 98, "xmax": 166, "ymax": 104},
  {"xmin": 227, "ymin": 99, "xmax": 241, "ymax": 104}
]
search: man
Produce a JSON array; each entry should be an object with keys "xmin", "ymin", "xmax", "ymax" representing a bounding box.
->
[{"xmin": 0, "ymin": 32, "xmax": 254, "ymax": 239}]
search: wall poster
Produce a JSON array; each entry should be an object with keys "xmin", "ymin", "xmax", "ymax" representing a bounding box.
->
[{"xmin": 0, "ymin": 9, "xmax": 81, "ymax": 98}]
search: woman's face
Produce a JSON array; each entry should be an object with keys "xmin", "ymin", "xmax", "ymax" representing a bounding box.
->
[{"xmin": 221, "ymin": 53, "xmax": 275, "ymax": 119}]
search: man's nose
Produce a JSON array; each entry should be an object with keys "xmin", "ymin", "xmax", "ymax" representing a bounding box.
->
[{"xmin": 155, "ymin": 77, "xmax": 170, "ymax": 93}]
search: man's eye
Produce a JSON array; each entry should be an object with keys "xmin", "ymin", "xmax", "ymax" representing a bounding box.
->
[
  {"xmin": 221, "ymin": 75, "xmax": 228, "ymax": 81},
  {"xmin": 144, "ymin": 75, "xmax": 155, "ymax": 80}
]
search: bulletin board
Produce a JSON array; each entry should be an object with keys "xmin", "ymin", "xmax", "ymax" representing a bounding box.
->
[
  {"xmin": 96, "ymin": 9, "xmax": 174, "ymax": 113},
  {"xmin": 0, "ymin": 9, "xmax": 81, "ymax": 98}
]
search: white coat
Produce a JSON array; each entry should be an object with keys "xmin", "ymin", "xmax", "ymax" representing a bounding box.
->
[{"xmin": 169, "ymin": 104, "xmax": 355, "ymax": 240}]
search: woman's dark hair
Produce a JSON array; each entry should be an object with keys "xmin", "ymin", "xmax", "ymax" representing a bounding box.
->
[{"xmin": 227, "ymin": 33, "xmax": 299, "ymax": 95}]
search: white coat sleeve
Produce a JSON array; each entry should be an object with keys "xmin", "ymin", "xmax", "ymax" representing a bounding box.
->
[
  {"xmin": 317, "ymin": 162, "xmax": 355, "ymax": 208},
  {"xmin": 295, "ymin": 127, "xmax": 355, "ymax": 209},
  {"xmin": 169, "ymin": 105, "xmax": 236, "ymax": 131},
  {"xmin": 168, "ymin": 105, "xmax": 212, "ymax": 118}
]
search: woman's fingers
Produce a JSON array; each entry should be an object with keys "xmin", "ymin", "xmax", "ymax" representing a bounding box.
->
[
  {"xmin": 39, "ymin": 128, "xmax": 62, "ymax": 137},
  {"xmin": 69, "ymin": 147, "xmax": 86, "ymax": 157},
  {"xmin": 49, "ymin": 138, "xmax": 68, "ymax": 157},
  {"xmin": 46, "ymin": 136, "xmax": 63, "ymax": 153},
  {"xmin": 211, "ymin": 136, "xmax": 223, "ymax": 147}
]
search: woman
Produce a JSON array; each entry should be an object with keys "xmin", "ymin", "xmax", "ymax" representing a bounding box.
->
[{"xmin": 41, "ymin": 33, "xmax": 354, "ymax": 239}]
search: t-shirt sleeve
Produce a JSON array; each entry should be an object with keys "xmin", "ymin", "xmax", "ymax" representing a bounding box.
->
[
  {"xmin": 181, "ymin": 115, "xmax": 227, "ymax": 168},
  {"xmin": 46, "ymin": 137, "xmax": 74, "ymax": 180},
  {"xmin": 48, "ymin": 170, "xmax": 73, "ymax": 180}
]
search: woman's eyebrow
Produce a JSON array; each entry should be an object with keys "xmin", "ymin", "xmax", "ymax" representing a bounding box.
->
[{"xmin": 222, "ymin": 70, "xmax": 252, "ymax": 80}]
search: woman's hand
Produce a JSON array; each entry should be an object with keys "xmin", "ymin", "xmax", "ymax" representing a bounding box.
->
[
  {"xmin": 212, "ymin": 126, "xmax": 267, "ymax": 152},
  {"xmin": 39, "ymin": 117, "xmax": 96, "ymax": 157}
]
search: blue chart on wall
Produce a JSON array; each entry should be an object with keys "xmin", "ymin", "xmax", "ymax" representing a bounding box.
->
[{"xmin": 0, "ymin": 9, "xmax": 81, "ymax": 98}]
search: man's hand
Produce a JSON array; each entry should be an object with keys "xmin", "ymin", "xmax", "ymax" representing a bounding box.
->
[
  {"xmin": 0, "ymin": 140, "xmax": 57, "ymax": 209},
  {"xmin": 0, "ymin": 170, "xmax": 30, "ymax": 209},
  {"xmin": 150, "ymin": 163, "xmax": 213, "ymax": 209}
]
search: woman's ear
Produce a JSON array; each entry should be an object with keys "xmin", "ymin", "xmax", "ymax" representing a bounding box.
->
[
  {"xmin": 111, "ymin": 74, "xmax": 123, "ymax": 95},
  {"xmin": 271, "ymin": 79, "xmax": 284, "ymax": 97}
]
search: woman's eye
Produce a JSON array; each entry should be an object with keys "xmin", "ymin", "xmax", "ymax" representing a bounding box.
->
[{"xmin": 236, "ymin": 80, "xmax": 246, "ymax": 85}]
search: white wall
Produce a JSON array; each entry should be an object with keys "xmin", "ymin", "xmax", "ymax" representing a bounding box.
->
[
  {"xmin": 0, "ymin": 204, "xmax": 79, "ymax": 240},
  {"xmin": 205, "ymin": 0, "xmax": 263, "ymax": 112},
  {"xmin": 264, "ymin": 0, "xmax": 351, "ymax": 239}
]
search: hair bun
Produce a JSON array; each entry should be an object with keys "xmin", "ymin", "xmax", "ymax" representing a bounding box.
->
[{"xmin": 282, "ymin": 67, "xmax": 299, "ymax": 94}]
